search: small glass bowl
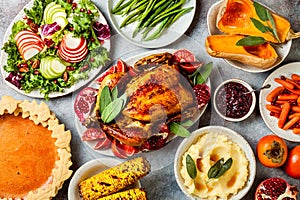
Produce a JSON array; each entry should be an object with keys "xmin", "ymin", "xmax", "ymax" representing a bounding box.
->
[{"xmin": 213, "ymin": 79, "xmax": 256, "ymax": 122}]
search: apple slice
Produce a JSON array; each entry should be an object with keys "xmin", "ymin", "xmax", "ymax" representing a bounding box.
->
[
  {"xmin": 58, "ymin": 33, "xmax": 88, "ymax": 63},
  {"xmin": 40, "ymin": 56, "xmax": 66, "ymax": 79}
]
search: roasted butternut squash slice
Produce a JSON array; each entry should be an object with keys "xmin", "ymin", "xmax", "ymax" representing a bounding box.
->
[
  {"xmin": 205, "ymin": 35, "xmax": 278, "ymax": 68},
  {"xmin": 217, "ymin": 0, "xmax": 300, "ymax": 43}
]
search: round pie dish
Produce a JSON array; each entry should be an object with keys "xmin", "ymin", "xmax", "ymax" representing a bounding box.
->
[
  {"xmin": 213, "ymin": 79, "xmax": 256, "ymax": 122},
  {"xmin": 174, "ymin": 126, "xmax": 256, "ymax": 200},
  {"xmin": 0, "ymin": 96, "xmax": 72, "ymax": 199}
]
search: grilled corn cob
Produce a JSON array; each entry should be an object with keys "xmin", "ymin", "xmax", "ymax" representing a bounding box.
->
[
  {"xmin": 79, "ymin": 157, "xmax": 151, "ymax": 200},
  {"xmin": 97, "ymin": 188, "xmax": 147, "ymax": 200}
]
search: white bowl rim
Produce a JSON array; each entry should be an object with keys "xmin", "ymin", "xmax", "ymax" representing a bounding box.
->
[
  {"xmin": 213, "ymin": 78, "xmax": 256, "ymax": 122},
  {"xmin": 174, "ymin": 125, "xmax": 256, "ymax": 200}
]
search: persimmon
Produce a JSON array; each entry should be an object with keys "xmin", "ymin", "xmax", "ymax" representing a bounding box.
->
[
  {"xmin": 256, "ymin": 134, "xmax": 288, "ymax": 168},
  {"xmin": 284, "ymin": 145, "xmax": 300, "ymax": 179}
]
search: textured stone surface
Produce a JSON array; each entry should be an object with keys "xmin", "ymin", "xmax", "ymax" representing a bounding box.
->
[{"xmin": 0, "ymin": 0, "xmax": 300, "ymax": 199}]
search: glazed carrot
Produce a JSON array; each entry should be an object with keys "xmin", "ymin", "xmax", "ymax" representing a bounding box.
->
[
  {"xmin": 283, "ymin": 116, "xmax": 300, "ymax": 130},
  {"xmin": 277, "ymin": 94, "xmax": 299, "ymax": 100},
  {"xmin": 266, "ymin": 86, "xmax": 284, "ymax": 102},
  {"xmin": 291, "ymin": 106, "xmax": 300, "ymax": 113},
  {"xmin": 293, "ymin": 128, "xmax": 300, "ymax": 134},
  {"xmin": 286, "ymin": 88, "xmax": 300, "ymax": 95},
  {"xmin": 297, "ymin": 96, "xmax": 300, "ymax": 106},
  {"xmin": 276, "ymin": 100, "xmax": 296, "ymax": 105},
  {"xmin": 291, "ymin": 74, "xmax": 300, "ymax": 81},
  {"xmin": 288, "ymin": 113, "xmax": 300, "ymax": 119},
  {"xmin": 274, "ymin": 78, "xmax": 294, "ymax": 90},
  {"xmin": 266, "ymin": 104, "xmax": 282, "ymax": 113},
  {"xmin": 278, "ymin": 102, "xmax": 291, "ymax": 129},
  {"xmin": 286, "ymin": 78, "xmax": 300, "ymax": 89}
]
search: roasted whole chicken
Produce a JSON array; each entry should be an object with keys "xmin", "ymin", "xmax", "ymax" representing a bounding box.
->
[{"xmin": 78, "ymin": 51, "xmax": 211, "ymax": 156}]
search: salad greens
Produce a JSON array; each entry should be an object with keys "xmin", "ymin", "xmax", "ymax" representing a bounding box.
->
[{"xmin": 2, "ymin": 0, "xmax": 110, "ymax": 99}]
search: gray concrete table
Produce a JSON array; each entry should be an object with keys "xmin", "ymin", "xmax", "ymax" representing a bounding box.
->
[{"xmin": 0, "ymin": 0, "xmax": 300, "ymax": 199}]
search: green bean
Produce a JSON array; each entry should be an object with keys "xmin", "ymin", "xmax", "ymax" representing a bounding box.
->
[
  {"xmin": 169, "ymin": 7, "xmax": 194, "ymax": 26},
  {"xmin": 122, "ymin": 0, "xmax": 139, "ymax": 16},
  {"xmin": 129, "ymin": 0, "xmax": 148, "ymax": 12},
  {"xmin": 143, "ymin": 16, "xmax": 172, "ymax": 41},
  {"xmin": 120, "ymin": 4, "xmax": 147, "ymax": 28},
  {"xmin": 112, "ymin": 0, "xmax": 135, "ymax": 14},
  {"xmin": 153, "ymin": 0, "xmax": 186, "ymax": 21},
  {"xmin": 112, "ymin": 0, "xmax": 125, "ymax": 13},
  {"xmin": 141, "ymin": 0, "xmax": 173, "ymax": 29}
]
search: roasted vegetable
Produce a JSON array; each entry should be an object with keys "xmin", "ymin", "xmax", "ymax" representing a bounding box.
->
[
  {"xmin": 78, "ymin": 157, "xmax": 151, "ymax": 200},
  {"xmin": 97, "ymin": 188, "xmax": 147, "ymax": 200},
  {"xmin": 205, "ymin": 35, "xmax": 278, "ymax": 68}
]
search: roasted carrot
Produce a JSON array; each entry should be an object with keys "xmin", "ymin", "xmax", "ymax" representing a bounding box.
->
[
  {"xmin": 283, "ymin": 116, "xmax": 300, "ymax": 130},
  {"xmin": 286, "ymin": 78, "xmax": 300, "ymax": 89},
  {"xmin": 276, "ymin": 100, "xmax": 296, "ymax": 105},
  {"xmin": 266, "ymin": 86, "xmax": 284, "ymax": 102},
  {"xmin": 297, "ymin": 96, "xmax": 300, "ymax": 106},
  {"xmin": 278, "ymin": 102, "xmax": 291, "ymax": 129},
  {"xmin": 266, "ymin": 104, "xmax": 282, "ymax": 113},
  {"xmin": 288, "ymin": 113, "xmax": 300, "ymax": 119},
  {"xmin": 293, "ymin": 128, "xmax": 300, "ymax": 134},
  {"xmin": 277, "ymin": 94, "xmax": 299, "ymax": 101},
  {"xmin": 286, "ymin": 88, "xmax": 300, "ymax": 95},
  {"xmin": 274, "ymin": 78, "xmax": 294, "ymax": 90},
  {"xmin": 291, "ymin": 74, "xmax": 300, "ymax": 81},
  {"xmin": 292, "ymin": 106, "xmax": 300, "ymax": 113}
]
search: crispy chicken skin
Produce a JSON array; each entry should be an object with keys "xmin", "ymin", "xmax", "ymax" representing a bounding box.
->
[{"xmin": 123, "ymin": 64, "xmax": 195, "ymax": 122}]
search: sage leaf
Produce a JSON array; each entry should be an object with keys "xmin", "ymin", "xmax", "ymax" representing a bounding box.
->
[
  {"xmin": 100, "ymin": 86, "xmax": 112, "ymax": 115},
  {"xmin": 250, "ymin": 18, "xmax": 269, "ymax": 33},
  {"xmin": 236, "ymin": 36, "xmax": 266, "ymax": 46},
  {"xmin": 170, "ymin": 122, "xmax": 190, "ymax": 137},
  {"xmin": 207, "ymin": 158, "xmax": 233, "ymax": 179},
  {"xmin": 194, "ymin": 62, "xmax": 213, "ymax": 85},
  {"xmin": 186, "ymin": 154, "xmax": 197, "ymax": 179},
  {"xmin": 101, "ymin": 98, "xmax": 124, "ymax": 123},
  {"xmin": 253, "ymin": 2, "xmax": 268, "ymax": 21},
  {"xmin": 215, "ymin": 158, "xmax": 233, "ymax": 178},
  {"xmin": 266, "ymin": 9, "xmax": 281, "ymax": 42},
  {"xmin": 111, "ymin": 86, "xmax": 118, "ymax": 100},
  {"xmin": 180, "ymin": 120, "xmax": 194, "ymax": 127},
  {"xmin": 207, "ymin": 158, "xmax": 223, "ymax": 179}
]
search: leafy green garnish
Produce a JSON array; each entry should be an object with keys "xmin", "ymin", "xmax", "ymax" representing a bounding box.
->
[
  {"xmin": 100, "ymin": 86, "xmax": 112, "ymax": 115},
  {"xmin": 101, "ymin": 93, "xmax": 127, "ymax": 124},
  {"xmin": 236, "ymin": 36, "xmax": 266, "ymax": 46},
  {"xmin": 207, "ymin": 158, "xmax": 233, "ymax": 179},
  {"xmin": 24, "ymin": 0, "xmax": 52, "ymax": 24},
  {"xmin": 253, "ymin": 2, "xmax": 268, "ymax": 21},
  {"xmin": 169, "ymin": 122, "xmax": 191, "ymax": 137},
  {"xmin": 188, "ymin": 62, "xmax": 213, "ymax": 86},
  {"xmin": 186, "ymin": 154, "xmax": 197, "ymax": 179}
]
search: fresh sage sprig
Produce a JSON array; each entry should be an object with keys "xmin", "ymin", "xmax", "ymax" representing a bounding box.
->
[
  {"xmin": 186, "ymin": 154, "xmax": 197, "ymax": 179},
  {"xmin": 169, "ymin": 122, "xmax": 191, "ymax": 137},
  {"xmin": 252, "ymin": 1, "xmax": 281, "ymax": 42},
  {"xmin": 188, "ymin": 62, "xmax": 213, "ymax": 86},
  {"xmin": 100, "ymin": 86, "xmax": 127, "ymax": 124},
  {"xmin": 207, "ymin": 157, "xmax": 233, "ymax": 179},
  {"xmin": 236, "ymin": 36, "xmax": 266, "ymax": 46}
]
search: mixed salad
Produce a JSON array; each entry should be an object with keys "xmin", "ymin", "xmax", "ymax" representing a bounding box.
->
[{"xmin": 2, "ymin": 0, "xmax": 110, "ymax": 99}]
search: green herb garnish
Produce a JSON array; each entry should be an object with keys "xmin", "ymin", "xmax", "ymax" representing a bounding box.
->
[
  {"xmin": 169, "ymin": 122, "xmax": 191, "ymax": 137},
  {"xmin": 186, "ymin": 154, "xmax": 197, "ymax": 179},
  {"xmin": 101, "ymin": 98, "xmax": 125, "ymax": 124},
  {"xmin": 188, "ymin": 62, "xmax": 213, "ymax": 86},
  {"xmin": 99, "ymin": 86, "xmax": 112, "ymax": 115},
  {"xmin": 236, "ymin": 36, "xmax": 266, "ymax": 46},
  {"xmin": 207, "ymin": 158, "xmax": 233, "ymax": 179}
]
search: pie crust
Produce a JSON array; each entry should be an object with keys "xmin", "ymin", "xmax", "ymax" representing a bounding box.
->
[{"xmin": 0, "ymin": 96, "xmax": 72, "ymax": 199}]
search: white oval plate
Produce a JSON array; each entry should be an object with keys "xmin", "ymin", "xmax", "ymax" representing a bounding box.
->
[
  {"xmin": 207, "ymin": 0, "xmax": 291, "ymax": 73},
  {"xmin": 0, "ymin": 0, "xmax": 110, "ymax": 98},
  {"xmin": 259, "ymin": 62, "xmax": 300, "ymax": 142},
  {"xmin": 68, "ymin": 157, "xmax": 141, "ymax": 200},
  {"xmin": 174, "ymin": 126, "xmax": 256, "ymax": 200},
  {"xmin": 107, "ymin": 0, "xmax": 196, "ymax": 48},
  {"xmin": 75, "ymin": 48, "xmax": 211, "ymax": 157}
]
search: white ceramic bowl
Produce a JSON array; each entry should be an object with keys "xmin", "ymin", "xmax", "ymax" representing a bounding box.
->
[
  {"xmin": 68, "ymin": 158, "xmax": 141, "ymax": 200},
  {"xmin": 213, "ymin": 79, "xmax": 256, "ymax": 122},
  {"xmin": 174, "ymin": 126, "xmax": 256, "ymax": 200}
]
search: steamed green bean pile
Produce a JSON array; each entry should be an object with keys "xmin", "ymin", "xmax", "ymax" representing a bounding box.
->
[{"xmin": 111, "ymin": 0, "xmax": 194, "ymax": 41}]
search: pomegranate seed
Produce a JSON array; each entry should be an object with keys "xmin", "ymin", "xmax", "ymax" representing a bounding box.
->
[
  {"xmin": 66, "ymin": 66, "xmax": 75, "ymax": 71},
  {"xmin": 54, "ymin": 45, "xmax": 59, "ymax": 49},
  {"xmin": 81, "ymin": 65, "xmax": 89, "ymax": 72},
  {"xmin": 72, "ymin": 2, "xmax": 77, "ymax": 7},
  {"xmin": 87, "ymin": 10, "xmax": 92, "ymax": 14},
  {"xmin": 20, "ymin": 63, "xmax": 28, "ymax": 68},
  {"xmin": 34, "ymin": 70, "xmax": 40, "ymax": 75},
  {"xmin": 69, "ymin": 27, "xmax": 74, "ymax": 31},
  {"xmin": 67, "ymin": 0, "xmax": 73, "ymax": 3},
  {"xmin": 80, "ymin": 8, "xmax": 85, "ymax": 12},
  {"xmin": 90, "ymin": 57, "xmax": 95, "ymax": 62},
  {"xmin": 90, "ymin": 37, "xmax": 95, "ymax": 42},
  {"xmin": 53, "ymin": 80, "xmax": 58, "ymax": 84}
]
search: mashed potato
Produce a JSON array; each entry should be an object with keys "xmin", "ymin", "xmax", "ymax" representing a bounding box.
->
[{"xmin": 180, "ymin": 132, "xmax": 249, "ymax": 199}]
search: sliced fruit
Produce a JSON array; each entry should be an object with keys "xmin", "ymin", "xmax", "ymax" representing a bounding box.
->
[
  {"xmin": 94, "ymin": 134, "xmax": 113, "ymax": 150},
  {"xmin": 58, "ymin": 33, "xmax": 88, "ymax": 63},
  {"xmin": 179, "ymin": 62, "xmax": 203, "ymax": 74},
  {"xmin": 15, "ymin": 30, "xmax": 45, "ymax": 61},
  {"xmin": 40, "ymin": 56, "xmax": 67, "ymax": 79},
  {"xmin": 111, "ymin": 139, "xmax": 137, "ymax": 159},
  {"xmin": 82, "ymin": 128, "xmax": 106, "ymax": 141},
  {"xmin": 74, "ymin": 87, "xmax": 98, "ymax": 122},
  {"xmin": 43, "ymin": 2, "xmax": 68, "ymax": 29},
  {"xmin": 116, "ymin": 58, "xmax": 128, "ymax": 72},
  {"xmin": 173, "ymin": 49, "xmax": 195, "ymax": 63},
  {"xmin": 94, "ymin": 66, "xmax": 117, "ymax": 83},
  {"xmin": 255, "ymin": 177, "xmax": 298, "ymax": 200}
]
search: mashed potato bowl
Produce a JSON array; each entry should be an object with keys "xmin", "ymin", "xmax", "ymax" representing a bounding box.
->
[{"xmin": 174, "ymin": 126, "xmax": 256, "ymax": 200}]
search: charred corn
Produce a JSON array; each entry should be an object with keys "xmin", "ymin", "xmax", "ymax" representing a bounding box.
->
[
  {"xmin": 79, "ymin": 157, "xmax": 151, "ymax": 200},
  {"xmin": 97, "ymin": 188, "xmax": 147, "ymax": 200}
]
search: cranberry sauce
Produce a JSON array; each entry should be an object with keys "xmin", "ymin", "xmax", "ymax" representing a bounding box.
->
[{"xmin": 216, "ymin": 81, "xmax": 253, "ymax": 119}]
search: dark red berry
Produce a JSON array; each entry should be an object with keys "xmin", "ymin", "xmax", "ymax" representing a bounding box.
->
[
  {"xmin": 80, "ymin": 8, "xmax": 85, "ymax": 12},
  {"xmin": 193, "ymin": 84, "xmax": 210, "ymax": 109},
  {"xmin": 87, "ymin": 10, "xmax": 92, "ymax": 14}
]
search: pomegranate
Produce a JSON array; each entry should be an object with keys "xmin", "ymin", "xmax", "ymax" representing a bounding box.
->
[
  {"xmin": 255, "ymin": 177, "xmax": 298, "ymax": 200},
  {"xmin": 173, "ymin": 49, "xmax": 195, "ymax": 63},
  {"xmin": 111, "ymin": 139, "xmax": 137, "ymax": 159},
  {"xmin": 193, "ymin": 84, "xmax": 211, "ymax": 109},
  {"xmin": 179, "ymin": 61, "xmax": 203, "ymax": 74},
  {"xmin": 74, "ymin": 87, "xmax": 98, "ymax": 122},
  {"xmin": 81, "ymin": 128, "xmax": 106, "ymax": 141}
]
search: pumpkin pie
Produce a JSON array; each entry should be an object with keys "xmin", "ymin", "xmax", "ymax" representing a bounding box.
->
[{"xmin": 0, "ymin": 96, "xmax": 72, "ymax": 199}]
